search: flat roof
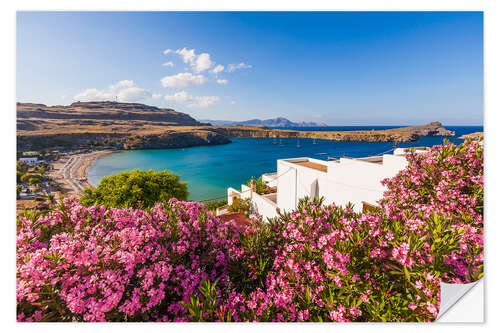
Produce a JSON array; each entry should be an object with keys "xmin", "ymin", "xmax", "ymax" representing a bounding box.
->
[
  {"xmin": 293, "ymin": 161, "xmax": 328, "ymax": 172},
  {"xmin": 357, "ymin": 156, "xmax": 383, "ymax": 165}
]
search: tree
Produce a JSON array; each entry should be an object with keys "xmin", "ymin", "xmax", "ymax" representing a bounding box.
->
[
  {"xmin": 80, "ymin": 169, "xmax": 188, "ymax": 208},
  {"xmin": 22, "ymin": 174, "xmax": 43, "ymax": 185},
  {"xmin": 17, "ymin": 161, "xmax": 29, "ymax": 172}
]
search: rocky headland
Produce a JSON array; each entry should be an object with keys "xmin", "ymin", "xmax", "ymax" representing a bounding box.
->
[
  {"xmin": 17, "ymin": 102, "xmax": 455, "ymax": 150},
  {"xmin": 205, "ymin": 121, "xmax": 454, "ymax": 143},
  {"xmin": 458, "ymin": 132, "xmax": 483, "ymax": 140}
]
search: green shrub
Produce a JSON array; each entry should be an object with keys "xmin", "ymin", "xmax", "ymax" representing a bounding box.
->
[
  {"xmin": 80, "ymin": 169, "xmax": 188, "ymax": 208},
  {"xmin": 228, "ymin": 197, "xmax": 251, "ymax": 217},
  {"xmin": 203, "ymin": 199, "xmax": 228, "ymax": 213},
  {"xmin": 247, "ymin": 176, "xmax": 267, "ymax": 195}
]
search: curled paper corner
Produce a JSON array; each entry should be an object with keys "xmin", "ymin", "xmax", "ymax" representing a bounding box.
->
[{"xmin": 436, "ymin": 278, "xmax": 484, "ymax": 322}]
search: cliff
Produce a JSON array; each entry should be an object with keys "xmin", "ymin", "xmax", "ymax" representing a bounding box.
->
[{"xmin": 204, "ymin": 122, "xmax": 454, "ymax": 143}]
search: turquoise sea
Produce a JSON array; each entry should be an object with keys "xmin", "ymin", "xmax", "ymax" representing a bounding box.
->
[{"xmin": 87, "ymin": 126, "xmax": 483, "ymax": 201}]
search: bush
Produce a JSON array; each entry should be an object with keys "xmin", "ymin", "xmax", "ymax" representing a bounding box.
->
[
  {"xmin": 21, "ymin": 174, "xmax": 44, "ymax": 185},
  {"xmin": 80, "ymin": 169, "xmax": 188, "ymax": 209},
  {"xmin": 203, "ymin": 200, "xmax": 228, "ymax": 213},
  {"xmin": 17, "ymin": 161, "xmax": 29, "ymax": 173},
  {"xmin": 380, "ymin": 139, "xmax": 483, "ymax": 283},
  {"xmin": 228, "ymin": 198, "xmax": 251, "ymax": 217},
  {"xmin": 17, "ymin": 198, "xmax": 240, "ymax": 322},
  {"xmin": 247, "ymin": 176, "xmax": 267, "ymax": 195}
]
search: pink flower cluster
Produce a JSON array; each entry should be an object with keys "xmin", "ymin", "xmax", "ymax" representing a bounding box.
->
[
  {"xmin": 380, "ymin": 139, "xmax": 483, "ymax": 283},
  {"xmin": 219, "ymin": 200, "xmax": 446, "ymax": 322},
  {"xmin": 17, "ymin": 198, "xmax": 240, "ymax": 322}
]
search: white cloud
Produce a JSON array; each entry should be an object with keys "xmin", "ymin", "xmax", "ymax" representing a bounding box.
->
[
  {"xmin": 74, "ymin": 80, "xmax": 152, "ymax": 103},
  {"xmin": 231, "ymin": 100, "xmax": 236, "ymax": 105},
  {"xmin": 175, "ymin": 47, "xmax": 196, "ymax": 64},
  {"xmin": 164, "ymin": 91, "xmax": 193, "ymax": 103},
  {"xmin": 117, "ymin": 87, "xmax": 151, "ymax": 102},
  {"xmin": 162, "ymin": 61, "xmax": 174, "ymax": 67},
  {"xmin": 160, "ymin": 72, "xmax": 206, "ymax": 88},
  {"xmin": 164, "ymin": 91, "xmax": 219, "ymax": 108},
  {"xmin": 211, "ymin": 64, "xmax": 224, "ymax": 74},
  {"xmin": 194, "ymin": 53, "xmax": 214, "ymax": 72},
  {"xmin": 152, "ymin": 93, "xmax": 162, "ymax": 99},
  {"xmin": 173, "ymin": 47, "xmax": 214, "ymax": 72},
  {"xmin": 163, "ymin": 49, "xmax": 173, "ymax": 54},
  {"xmin": 216, "ymin": 79, "xmax": 228, "ymax": 85},
  {"xmin": 75, "ymin": 88, "xmax": 113, "ymax": 102},
  {"xmin": 227, "ymin": 62, "xmax": 252, "ymax": 72}
]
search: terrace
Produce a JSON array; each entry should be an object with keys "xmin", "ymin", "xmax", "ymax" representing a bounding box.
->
[{"xmin": 292, "ymin": 160, "xmax": 328, "ymax": 172}]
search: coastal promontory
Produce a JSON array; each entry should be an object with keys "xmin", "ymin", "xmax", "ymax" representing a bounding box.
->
[{"xmin": 17, "ymin": 101, "xmax": 455, "ymax": 150}]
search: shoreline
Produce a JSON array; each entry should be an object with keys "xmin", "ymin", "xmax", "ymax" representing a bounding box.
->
[{"xmin": 48, "ymin": 150, "xmax": 117, "ymax": 198}]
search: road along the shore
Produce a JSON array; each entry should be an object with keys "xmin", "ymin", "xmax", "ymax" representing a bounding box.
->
[{"xmin": 52, "ymin": 150, "xmax": 115, "ymax": 197}]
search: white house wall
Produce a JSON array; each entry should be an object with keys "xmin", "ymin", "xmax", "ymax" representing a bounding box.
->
[
  {"xmin": 230, "ymin": 153, "xmax": 411, "ymax": 220},
  {"xmin": 277, "ymin": 161, "xmax": 299, "ymax": 212},
  {"xmin": 250, "ymin": 192, "xmax": 279, "ymax": 220},
  {"xmin": 276, "ymin": 155, "xmax": 410, "ymax": 214},
  {"xmin": 277, "ymin": 159, "xmax": 326, "ymax": 212}
]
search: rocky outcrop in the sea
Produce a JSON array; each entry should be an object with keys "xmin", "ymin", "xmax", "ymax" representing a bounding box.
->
[
  {"xmin": 385, "ymin": 121, "xmax": 455, "ymax": 137},
  {"xmin": 459, "ymin": 132, "xmax": 483, "ymax": 140}
]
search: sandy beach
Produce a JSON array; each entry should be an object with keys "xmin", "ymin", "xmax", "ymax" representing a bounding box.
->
[{"xmin": 48, "ymin": 150, "xmax": 116, "ymax": 198}]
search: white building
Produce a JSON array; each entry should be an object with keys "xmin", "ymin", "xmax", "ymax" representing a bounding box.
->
[
  {"xmin": 19, "ymin": 157, "xmax": 39, "ymax": 166},
  {"xmin": 22, "ymin": 151, "xmax": 39, "ymax": 156},
  {"xmin": 227, "ymin": 147, "xmax": 430, "ymax": 220}
]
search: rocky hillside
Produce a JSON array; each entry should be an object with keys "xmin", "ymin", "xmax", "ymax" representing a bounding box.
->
[
  {"xmin": 16, "ymin": 101, "xmax": 227, "ymax": 150},
  {"xmin": 17, "ymin": 101, "xmax": 206, "ymax": 131},
  {"xmin": 205, "ymin": 122, "xmax": 455, "ymax": 142},
  {"xmin": 16, "ymin": 101, "xmax": 455, "ymax": 151}
]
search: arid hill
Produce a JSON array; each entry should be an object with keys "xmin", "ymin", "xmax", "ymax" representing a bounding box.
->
[
  {"xmin": 17, "ymin": 101, "xmax": 206, "ymax": 131},
  {"xmin": 16, "ymin": 101, "xmax": 455, "ymax": 151}
]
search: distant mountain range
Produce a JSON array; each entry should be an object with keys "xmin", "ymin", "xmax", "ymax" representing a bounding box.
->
[{"xmin": 198, "ymin": 117, "xmax": 328, "ymax": 127}]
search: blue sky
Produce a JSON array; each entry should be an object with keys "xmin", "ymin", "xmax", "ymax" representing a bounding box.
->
[{"xmin": 17, "ymin": 12, "xmax": 483, "ymax": 125}]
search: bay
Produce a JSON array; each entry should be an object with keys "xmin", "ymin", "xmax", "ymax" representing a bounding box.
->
[{"xmin": 87, "ymin": 126, "xmax": 483, "ymax": 201}]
